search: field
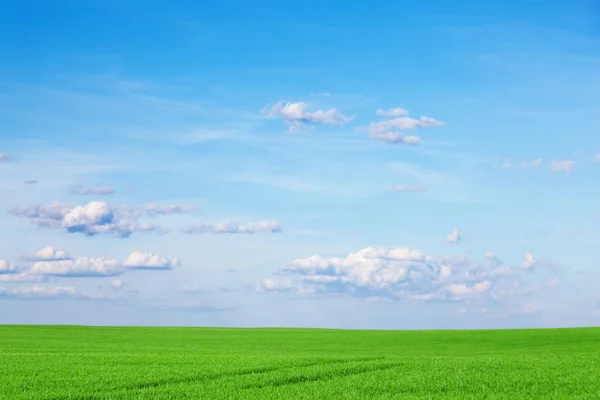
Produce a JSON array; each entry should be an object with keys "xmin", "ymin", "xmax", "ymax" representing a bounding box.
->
[{"xmin": 0, "ymin": 326, "xmax": 599, "ymax": 399}]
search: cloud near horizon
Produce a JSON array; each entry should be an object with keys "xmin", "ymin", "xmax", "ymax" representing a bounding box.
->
[
  {"xmin": 257, "ymin": 246, "xmax": 556, "ymax": 309},
  {"xmin": 14, "ymin": 247, "xmax": 179, "ymax": 278},
  {"xmin": 0, "ymin": 284, "xmax": 122, "ymax": 301}
]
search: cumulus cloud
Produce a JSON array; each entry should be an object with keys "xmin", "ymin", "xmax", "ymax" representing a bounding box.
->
[
  {"xmin": 24, "ymin": 246, "xmax": 72, "ymax": 262},
  {"xmin": 122, "ymin": 251, "xmax": 178, "ymax": 270},
  {"xmin": 550, "ymin": 160, "xmax": 575, "ymax": 172},
  {"xmin": 30, "ymin": 257, "xmax": 121, "ymax": 277},
  {"xmin": 0, "ymin": 153, "xmax": 10, "ymax": 163},
  {"xmin": 0, "ymin": 259, "xmax": 18, "ymax": 274},
  {"xmin": 363, "ymin": 108, "xmax": 444, "ymax": 144},
  {"xmin": 446, "ymin": 228, "xmax": 461, "ymax": 244},
  {"xmin": 10, "ymin": 201, "xmax": 194, "ymax": 237},
  {"xmin": 261, "ymin": 101, "xmax": 353, "ymax": 132},
  {"xmin": 258, "ymin": 245, "xmax": 551, "ymax": 305},
  {"xmin": 70, "ymin": 185, "xmax": 115, "ymax": 195},
  {"xmin": 0, "ymin": 285, "xmax": 120, "ymax": 301},
  {"xmin": 521, "ymin": 252, "xmax": 536, "ymax": 270},
  {"xmin": 21, "ymin": 248, "xmax": 178, "ymax": 277},
  {"xmin": 183, "ymin": 220, "xmax": 282, "ymax": 234}
]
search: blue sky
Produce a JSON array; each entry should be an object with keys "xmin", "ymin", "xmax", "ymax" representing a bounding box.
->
[{"xmin": 1, "ymin": 0, "xmax": 599, "ymax": 329}]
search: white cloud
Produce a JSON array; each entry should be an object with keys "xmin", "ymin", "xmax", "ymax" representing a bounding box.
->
[
  {"xmin": 111, "ymin": 279, "xmax": 125, "ymax": 289},
  {"xmin": 550, "ymin": 160, "xmax": 575, "ymax": 172},
  {"xmin": 0, "ymin": 273, "xmax": 45, "ymax": 283},
  {"xmin": 446, "ymin": 228, "xmax": 461, "ymax": 244},
  {"xmin": 444, "ymin": 281, "xmax": 492, "ymax": 300},
  {"xmin": 183, "ymin": 220, "xmax": 282, "ymax": 234},
  {"xmin": 499, "ymin": 158, "xmax": 543, "ymax": 169},
  {"xmin": 376, "ymin": 107, "xmax": 409, "ymax": 117},
  {"xmin": 0, "ymin": 285, "xmax": 120, "ymax": 301},
  {"xmin": 257, "ymin": 278, "xmax": 293, "ymax": 292},
  {"xmin": 23, "ymin": 249, "xmax": 178, "ymax": 276},
  {"xmin": 142, "ymin": 204, "xmax": 197, "ymax": 217},
  {"xmin": 0, "ymin": 259, "xmax": 18, "ymax": 274},
  {"xmin": 25, "ymin": 247, "xmax": 72, "ymax": 262},
  {"xmin": 30, "ymin": 257, "xmax": 121, "ymax": 277},
  {"xmin": 261, "ymin": 101, "xmax": 353, "ymax": 132},
  {"xmin": 258, "ymin": 245, "xmax": 552, "ymax": 305},
  {"xmin": 10, "ymin": 201, "xmax": 194, "ymax": 238},
  {"xmin": 521, "ymin": 252, "xmax": 536, "ymax": 270},
  {"xmin": 370, "ymin": 132, "xmax": 422, "ymax": 144},
  {"xmin": 70, "ymin": 185, "xmax": 115, "ymax": 195},
  {"xmin": 122, "ymin": 251, "xmax": 178, "ymax": 270},
  {"xmin": 0, "ymin": 153, "xmax": 10, "ymax": 163},
  {"xmin": 394, "ymin": 185, "xmax": 426, "ymax": 192},
  {"xmin": 363, "ymin": 108, "xmax": 444, "ymax": 144}
]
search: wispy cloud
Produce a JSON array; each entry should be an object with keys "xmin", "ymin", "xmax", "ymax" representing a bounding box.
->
[
  {"xmin": 394, "ymin": 185, "xmax": 426, "ymax": 193},
  {"xmin": 376, "ymin": 107, "xmax": 409, "ymax": 117},
  {"xmin": 183, "ymin": 220, "xmax": 282, "ymax": 234},
  {"xmin": 500, "ymin": 158, "xmax": 543, "ymax": 169},
  {"xmin": 550, "ymin": 160, "xmax": 575, "ymax": 172},
  {"xmin": 70, "ymin": 185, "xmax": 115, "ymax": 195},
  {"xmin": 148, "ymin": 302, "xmax": 240, "ymax": 313},
  {"xmin": 362, "ymin": 108, "xmax": 445, "ymax": 144},
  {"xmin": 0, "ymin": 285, "xmax": 122, "ymax": 301},
  {"xmin": 261, "ymin": 101, "xmax": 354, "ymax": 133}
]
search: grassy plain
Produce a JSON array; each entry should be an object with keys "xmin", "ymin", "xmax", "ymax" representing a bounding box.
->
[{"xmin": 0, "ymin": 325, "xmax": 599, "ymax": 399}]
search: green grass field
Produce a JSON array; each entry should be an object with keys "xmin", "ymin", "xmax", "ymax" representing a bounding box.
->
[{"xmin": 1, "ymin": 325, "xmax": 599, "ymax": 399}]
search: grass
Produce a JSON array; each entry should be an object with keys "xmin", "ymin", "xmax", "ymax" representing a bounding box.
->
[{"xmin": 0, "ymin": 325, "xmax": 599, "ymax": 399}]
